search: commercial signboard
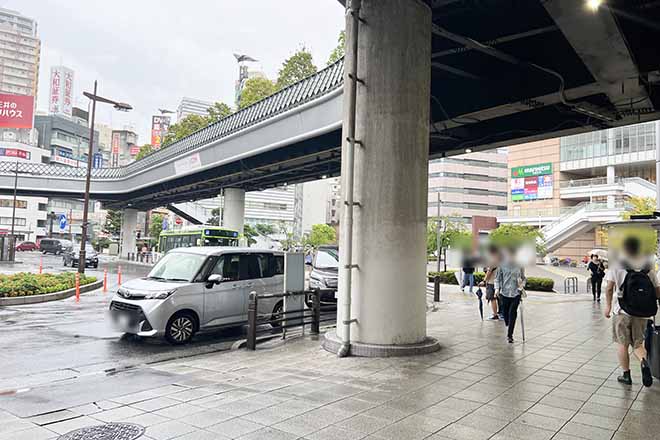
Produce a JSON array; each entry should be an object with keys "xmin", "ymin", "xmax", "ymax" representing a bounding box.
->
[
  {"xmin": 0, "ymin": 94, "xmax": 34, "ymax": 129},
  {"xmin": 150, "ymin": 115, "xmax": 171, "ymax": 149},
  {"xmin": 511, "ymin": 162, "xmax": 553, "ymax": 201},
  {"xmin": 129, "ymin": 145, "xmax": 140, "ymax": 156},
  {"xmin": 0, "ymin": 148, "xmax": 31, "ymax": 160},
  {"xmin": 49, "ymin": 66, "xmax": 74, "ymax": 116},
  {"xmin": 92, "ymin": 152, "xmax": 103, "ymax": 169},
  {"xmin": 51, "ymin": 155, "xmax": 86, "ymax": 167}
]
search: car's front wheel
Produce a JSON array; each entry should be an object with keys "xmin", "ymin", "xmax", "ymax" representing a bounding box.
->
[{"xmin": 165, "ymin": 312, "xmax": 196, "ymax": 345}]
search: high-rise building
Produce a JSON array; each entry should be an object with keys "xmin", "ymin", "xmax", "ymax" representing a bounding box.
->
[
  {"xmin": 34, "ymin": 114, "xmax": 99, "ymax": 167},
  {"xmin": 176, "ymin": 97, "xmax": 212, "ymax": 121},
  {"xmin": 0, "ymin": 8, "xmax": 40, "ymax": 145},
  {"xmin": 110, "ymin": 128, "xmax": 138, "ymax": 167}
]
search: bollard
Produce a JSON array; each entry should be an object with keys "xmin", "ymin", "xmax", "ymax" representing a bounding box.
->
[
  {"xmin": 434, "ymin": 276, "xmax": 441, "ymax": 302},
  {"xmin": 246, "ymin": 291, "xmax": 258, "ymax": 350},
  {"xmin": 311, "ymin": 289, "xmax": 320, "ymax": 335},
  {"xmin": 39, "ymin": 256, "xmax": 43, "ymax": 274},
  {"xmin": 75, "ymin": 273, "xmax": 80, "ymax": 303},
  {"xmin": 103, "ymin": 268, "xmax": 108, "ymax": 293},
  {"xmin": 118, "ymin": 265, "xmax": 122, "ymax": 286}
]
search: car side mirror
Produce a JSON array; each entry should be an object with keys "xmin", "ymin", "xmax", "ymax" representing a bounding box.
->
[{"xmin": 206, "ymin": 274, "xmax": 222, "ymax": 288}]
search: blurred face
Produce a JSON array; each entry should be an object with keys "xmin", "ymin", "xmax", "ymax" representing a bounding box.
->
[{"xmin": 591, "ymin": 255, "xmax": 598, "ymax": 262}]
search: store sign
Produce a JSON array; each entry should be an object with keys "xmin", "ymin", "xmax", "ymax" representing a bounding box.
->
[
  {"xmin": 150, "ymin": 115, "xmax": 171, "ymax": 149},
  {"xmin": 511, "ymin": 162, "xmax": 552, "ymax": 178},
  {"xmin": 51, "ymin": 155, "xmax": 86, "ymax": 167},
  {"xmin": 129, "ymin": 145, "xmax": 140, "ymax": 156},
  {"xmin": 49, "ymin": 66, "xmax": 74, "ymax": 116},
  {"xmin": 0, "ymin": 94, "xmax": 34, "ymax": 129},
  {"xmin": 111, "ymin": 132, "xmax": 120, "ymax": 154},
  {"xmin": 92, "ymin": 152, "xmax": 103, "ymax": 169},
  {"xmin": 511, "ymin": 162, "xmax": 553, "ymax": 201},
  {"xmin": 0, "ymin": 148, "xmax": 30, "ymax": 160}
]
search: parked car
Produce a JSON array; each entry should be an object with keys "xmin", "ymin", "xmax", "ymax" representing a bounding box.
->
[
  {"xmin": 15, "ymin": 241, "xmax": 38, "ymax": 251},
  {"xmin": 307, "ymin": 245, "xmax": 338, "ymax": 305},
  {"xmin": 63, "ymin": 244, "xmax": 99, "ymax": 268},
  {"xmin": 108, "ymin": 247, "xmax": 285, "ymax": 344},
  {"xmin": 39, "ymin": 238, "xmax": 72, "ymax": 255}
]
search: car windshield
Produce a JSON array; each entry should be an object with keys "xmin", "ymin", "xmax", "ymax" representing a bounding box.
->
[
  {"xmin": 315, "ymin": 249, "xmax": 339, "ymax": 269},
  {"xmin": 147, "ymin": 252, "xmax": 206, "ymax": 282}
]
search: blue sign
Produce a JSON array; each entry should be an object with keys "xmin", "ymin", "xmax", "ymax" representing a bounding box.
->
[
  {"xmin": 92, "ymin": 152, "xmax": 103, "ymax": 169},
  {"xmin": 161, "ymin": 217, "xmax": 168, "ymax": 231},
  {"xmin": 58, "ymin": 214, "xmax": 67, "ymax": 230}
]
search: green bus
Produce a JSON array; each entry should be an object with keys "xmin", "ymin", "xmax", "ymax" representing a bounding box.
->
[{"xmin": 158, "ymin": 226, "xmax": 240, "ymax": 253}]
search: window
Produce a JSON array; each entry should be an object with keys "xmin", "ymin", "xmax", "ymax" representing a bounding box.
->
[
  {"xmin": 37, "ymin": 220, "xmax": 46, "ymax": 227},
  {"xmin": 243, "ymin": 254, "xmax": 262, "ymax": 279},
  {"xmin": 209, "ymin": 254, "xmax": 240, "ymax": 281},
  {"xmin": 0, "ymin": 217, "xmax": 26, "ymax": 226},
  {"xmin": 260, "ymin": 253, "xmax": 283, "ymax": 278},
  {"xmin": 0, "ymin": 199, "xmax": 27, "ymax": 208}
]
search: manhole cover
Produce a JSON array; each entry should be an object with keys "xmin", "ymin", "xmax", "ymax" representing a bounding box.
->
[{"xmin": 58, "ymin": 423, "xmax": 145, "ymax": 440}]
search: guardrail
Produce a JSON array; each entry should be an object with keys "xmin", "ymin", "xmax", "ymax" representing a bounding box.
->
[
  {"xmin": 564, "ymin": 277, "xmax": 578, "ymax": 294},
  {"xmin": 246, "ymin": 288, "xmax": 336, "ymax": 350}
]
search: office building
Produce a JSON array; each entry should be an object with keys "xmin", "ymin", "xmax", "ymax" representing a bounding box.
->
[
  {"xmin": 500, "ymin": 121, "xmax": 659, "ymax": 260},
  {"xmin": 0, "ymin": 8, "xmax": 40, "ymax": 145},
  {"xmin": 299, "ymin": 178, "xmax": 341, "ymax": 236},
  {"xmin": 110, "ymin": 128, "xmax": 138, "ymax": 167},
  {"xmin": 176, "ymin": 97, "xmax": 213, "ymax": 121},
  {"xmin": 0, "ymin": 142, "xmax": 48, "ymax": 240},
  {"xmin": 34, "ymin": 114, "xmax": 98, "ymax": 167},
  {"xmin": 428, "ymin": 150, "xmax": 508, "ymax": 225}
]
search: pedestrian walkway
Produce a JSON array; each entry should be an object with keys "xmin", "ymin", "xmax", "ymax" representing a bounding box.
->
[{"xmin": 1, "ymin": 286, "xmax": 658, "ymax": 440}]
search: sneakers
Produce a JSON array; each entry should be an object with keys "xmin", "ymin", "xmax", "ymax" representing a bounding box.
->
[
  {"xmin": 641, "ymin": 359, "xmax": 653, "ymax": 387},
  {"xmin": 617, "ymin": 370, "xmax": 632, "ymax": 385},
  {"xmin": 507, "ymin": 336, "xmax": 514, "ymax": 344},
  {"xmin": 488, "ymin": 315, "xmax": 499, "ymax": 320}
]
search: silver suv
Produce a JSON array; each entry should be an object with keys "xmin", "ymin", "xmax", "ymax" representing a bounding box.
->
[{"xmin": 109, "ymin": 247, "xmax": 284, "ymax": 344}]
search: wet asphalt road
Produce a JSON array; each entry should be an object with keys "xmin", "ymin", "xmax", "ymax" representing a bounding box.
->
[{"xmin": 0, "ymin": 252, "xmax": 252, "ymax": 387}]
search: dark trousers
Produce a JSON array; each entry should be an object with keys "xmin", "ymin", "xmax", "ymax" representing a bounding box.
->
[
  {"xmin": 501, "ymin": 295, "xmax": 521, "ymax": 338},
  {"xmin": 591, "ymin": 277, "xmax": 602, "ymax": 299}
]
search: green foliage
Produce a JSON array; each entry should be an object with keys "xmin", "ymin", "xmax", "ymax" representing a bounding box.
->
[
  {"xmin": 622, "ymin": 196, "xmax": 656, "ymax": 219},
  {"xmin": 327, "ymin": 30, "xmax": 345, "ymax": 65},
  {"xmin": 276, "ymin": 48, "xmax": 317, "ymax": 90},
  {"xmin": 243, "ymin": 224, "xmax": 258, "ymax": 246},
  {"xmin": 206, "ymin": 207, "xmax": 221, "ymax": 226},
  {"xmin": 162, "ymin": 114, "xmax": 211, "ymax": 146},
  {"xmin": 304, "ymin": 224, "xmax": 336, "ymax": 248},
  {"xmin": 207, "ymin": 102, "xmax": 232, "ymax": 122},
  {"xmin": 149, "ymin": 214, "xmax": 164, "ymax": 240},
  {"xmin": 0, "ymin": 272, "xmax": 97, "ymax": 298},
  {"xmin": 134, "ymin": 144, "xmax": 153, "ymax": 161},
  {"xmin": 490, "ymin": 224, "xmax": 545, "ymax": 255},
  {"xmin": 92, "ymin": 237, "xmax": 111, "ymax": 249},
  {"xmin": 426, "ymin": 271, "xmax": 554, "ymax": 292},
  {"xmin": 103, "ymin": 209, "xmax": 122, "ymax": 236},
  {"xmin": 239, "ymin": 77, "xmax": 277, "ymax": 110},
  {"xmin": 255, "ymin": 223, "xmax": 276, "ymax": 235},
  {"xmin": 428, "ymin": 217, "xmax": 471, "ymax": 255}
]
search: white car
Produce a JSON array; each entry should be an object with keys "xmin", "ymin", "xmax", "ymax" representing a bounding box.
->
[{"xmin": 109, "ymin": 247, "xmax": 284, "ymax": 344}]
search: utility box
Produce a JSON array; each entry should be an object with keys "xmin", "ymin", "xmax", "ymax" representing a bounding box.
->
[
  {"xmin": 108, "ymin": 243, "xmax": 119, "ymax": 256},
  {"xmin": 284, "ymin": 252, "xmax": 305, "ymax": 327}
]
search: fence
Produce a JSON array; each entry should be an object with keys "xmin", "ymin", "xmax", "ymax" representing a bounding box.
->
[
  {"xmin": 564, "ymin": 276, "xmax": 578, "ymax": 294},
  {"xmin": 246, "ymin": 289, "xmax": 336, "ymax": 350}
]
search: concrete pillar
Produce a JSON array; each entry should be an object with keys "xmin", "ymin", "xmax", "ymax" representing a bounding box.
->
[
  {"xmin": 120, "ymin": 208, "xmax": 138, "ymax": 259},
  {"xmin": 223, "ymin": 188, "xmax": 245, "ymax": 234},
  {"xmin": 325, "ymin": 0, "xmax": 438, "ymax": 356},
  {"xmin": 606, "ymin": 165, "xmax": 615, "ymax": 208}
]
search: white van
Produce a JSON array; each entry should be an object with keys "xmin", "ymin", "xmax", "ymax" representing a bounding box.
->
[{"xmin": 109, "ymin": 247, "xmax": 284, "ymax": 344}]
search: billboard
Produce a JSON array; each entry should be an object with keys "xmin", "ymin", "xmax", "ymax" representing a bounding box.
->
[
  {"xmin": 150, "ymin": 115, "xmax": 171, "ymax": 149},
  {"xmin": 0, "ymin": 148, "xmax": 31, "ymax": 160},
  {"xmin": 49, "ymin": 66, "xmax": 74, "ymax": 116},
  {"xmin": 0, "ymin": 94, "xmax": 34, "ymax": 129},
  {"xmin": 511, "ymin": 162, "xmax": 553, "ymax": 201},
  {"xmin": 129, "ymin": 145, "xmax": 140, "ymax": 156}
]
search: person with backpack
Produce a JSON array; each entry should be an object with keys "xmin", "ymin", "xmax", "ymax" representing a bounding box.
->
[{"xmin": 604, "ymin": 235, "xmax": 660, "ymax": 387}]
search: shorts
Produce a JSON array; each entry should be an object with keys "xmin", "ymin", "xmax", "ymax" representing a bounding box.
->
[
  {"xmin": 612, "ymin": 313, "xmax": 649, "ymax": 348},
  {"xmin": 486, "ymin": 284, "xmax": 495, "ymax": 301}
]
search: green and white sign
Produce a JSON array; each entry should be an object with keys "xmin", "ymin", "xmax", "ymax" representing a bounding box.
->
[{"xmin": 511, "ymin": 162, "xmax": 552, "ymax": 178}]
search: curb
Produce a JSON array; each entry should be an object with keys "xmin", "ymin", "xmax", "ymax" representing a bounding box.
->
[{"xmin": 0, "ymin": 280, "xmax": 104, "ymax": 306}]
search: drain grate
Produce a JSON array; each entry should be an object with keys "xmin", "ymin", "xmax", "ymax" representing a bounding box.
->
[{"xmin": 57, "ymin": 423, "xmax": 145, "ymax": 440}]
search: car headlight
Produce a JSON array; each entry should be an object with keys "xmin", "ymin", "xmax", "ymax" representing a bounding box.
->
[{"xmin": 144, "ymin": 290, "xmax": 176, "ymax": 300}]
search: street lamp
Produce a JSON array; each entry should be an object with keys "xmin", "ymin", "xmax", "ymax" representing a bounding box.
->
[{"xmin": 79, "ymin": 81, "xmax": 132, "ymax": 274}]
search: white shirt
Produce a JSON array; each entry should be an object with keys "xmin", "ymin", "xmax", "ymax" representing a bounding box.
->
[{"xmin": 605, "ymin": 260, "xmax": 658, "ymax": 317}]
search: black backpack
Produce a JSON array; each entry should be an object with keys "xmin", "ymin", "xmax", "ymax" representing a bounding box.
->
[{"xmin": 619, "ymin": 266, "xmax": 658, "ymax": 317}]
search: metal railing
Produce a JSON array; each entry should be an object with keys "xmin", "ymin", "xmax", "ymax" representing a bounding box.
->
[
  {"xmin": 246, "ymin": 289, "xmax": 336, "ymax": 350},
  {"xmin": 0, "ymin": 60, "xmax": 345, "ymax": 181},
  {"xmin": 564, "ymin": 277, "xmax": 578, "ymax": 294}
]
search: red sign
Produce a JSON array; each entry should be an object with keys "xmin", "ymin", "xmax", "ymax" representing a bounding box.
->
[
  {"xmin": 175, "ymin": 217, "xmax": 183, "ymax": 225},
  {"xmin": 150, "ymin": 115, "xmax": 170, "ymax": 149},
  {"xmin": 0, "ymin": 94, "xmax": 34, "ymax": 129},
  {"xmin": 0, "ymin": 148, "xmax": 31, "ymax": 159},
  {"xmin": 129, "ymin": 145, "xmax": 140, "ymax": 156},
  {"xmin": 111, "ymin": 132, "xmax": 120, "ymax": 154}
]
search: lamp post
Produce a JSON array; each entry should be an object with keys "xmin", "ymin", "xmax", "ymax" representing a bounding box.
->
[{"xmin": 79, "ymin": 81, "xmax": 131, "ymax": 274}]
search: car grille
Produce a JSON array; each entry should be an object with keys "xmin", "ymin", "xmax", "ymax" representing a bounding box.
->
[{"xmin": 110, "ymin": 301, "xmax": 141, "ymax": 313}]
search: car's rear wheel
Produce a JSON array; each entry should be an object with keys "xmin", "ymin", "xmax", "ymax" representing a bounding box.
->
[
  {"xmin": 165, "ymin": 312, "xmax": 196, "ymax": 345},
  {"xmin": 270, "ymin": 301, "xmax": 284, "ymax": 328}
]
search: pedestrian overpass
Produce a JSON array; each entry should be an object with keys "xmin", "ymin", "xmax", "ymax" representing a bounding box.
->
[{"xmin": 2, "ymin": 0, "xmax": 660, "ymax": 356}]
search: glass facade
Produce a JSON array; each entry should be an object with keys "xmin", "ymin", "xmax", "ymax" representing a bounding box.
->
[{"xmin": 560, "ymin": 122, "xmax": 656, "ymax": 162}]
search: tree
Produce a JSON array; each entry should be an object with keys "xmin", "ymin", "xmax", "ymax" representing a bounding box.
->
[
  {"xmin": 162, "ymin": 114, "xmax": 210, "ymax": 145},
  {"xmin": 490, "ymin": 224, "xmax": 545, "ymax": 255},
  {"xmin": 623, "ymin": 196, "xmax": 656, "ymax": 219},
  {"xmin": 428, "ymin": 217, "xmax": 471, "ymax": 270},
  {"xmin": 149, "ymin": 214, "xmax": 164, "ymax": 241},
  {"xmin": 103, "ymin": 209, "xmax": 122, "ymax": 236},
  {"xmin": 243, "ymin": 224, "xmax": 258, "ymax": 246},
  {"xmin": 134, "ymin": 144, "xmax": 153, "ymax": 161},
  {"xmin": 238, "ymin": 77, "xmax": 277, "ymax": 110},
  {"xmin": 207, "ymin": 102, "xmax": 232, "ymax": 122},
  {"xmin": 276, "ymin": 48, "xmax": 317, "ymax": 90},
  {"xmin": 255, "ymin": 223, "xmax": 276, "ymax": 235},
  {"xmin": 206, "ymin": 207, "xmax": 221, "ymax": 226},
  {"xmin": 327, "ymin": 30, "xmax": 345, "ymax": 65},
  {"xmin": 304, "ymin": 224, "xmax": 336, "ymax": 248}
]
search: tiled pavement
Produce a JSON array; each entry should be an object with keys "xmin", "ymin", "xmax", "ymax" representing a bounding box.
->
[{"xmin": 1, "ymin": 286, "xmax": 659, "ymax": 440}]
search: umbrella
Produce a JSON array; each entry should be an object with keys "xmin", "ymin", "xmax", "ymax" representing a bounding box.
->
[
  {"xmin": 475, "ymin": 287, "xmax": 484, "ymax": 321},
  {"xmin": 520, "ymin": 299, "xmax": 526, "ymax": 342}
]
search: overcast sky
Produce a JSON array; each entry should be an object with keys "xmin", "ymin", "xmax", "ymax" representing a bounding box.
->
[{"xmin": 5, "ymin": 0, "xmax": 344, "ymax": 142}]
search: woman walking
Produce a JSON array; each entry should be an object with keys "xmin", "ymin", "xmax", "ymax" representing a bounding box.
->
[
  {"xmin": 495, "ymin": 251, "xmax": 526, "ymax": 343},
  {"xmin": 587, "ymin": 254, "xmax": 605, "ymax": 302}
]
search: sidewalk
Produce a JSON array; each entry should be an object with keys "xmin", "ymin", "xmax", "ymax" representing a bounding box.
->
[{"xmin": 1, "ymin": 285, "xmax": 658, "ymax": 440}]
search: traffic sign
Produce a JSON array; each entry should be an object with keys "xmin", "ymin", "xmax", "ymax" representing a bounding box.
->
[
  {"xmin": 175, "ymin": 217, "xmax": 182, "ymax": 225},
  {"xmin": 92, "ymin": 152, "xmax": 103, "ymax": 169},
  {"xmin": 162, "ymin": 218, "xmax": 168, "ymax": 230},
  {"xmin": 58, "ymin": 214, "xmax": 67, "ymax": 230}
]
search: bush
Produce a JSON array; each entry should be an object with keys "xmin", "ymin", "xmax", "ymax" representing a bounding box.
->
[
  {"xmin": 427, "ymin": 271, "xmax": 554, "ymax": 292},
  {"xmin": 0, "ymin": 272, "xmax": 97, "ymax": 298}
]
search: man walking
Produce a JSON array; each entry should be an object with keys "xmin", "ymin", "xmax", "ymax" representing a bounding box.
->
[
  {"xmin": 588, "ymin": 254, "xmax": 605, "ymax": 302},
  {"xmin": 604, "ymin": 235, "xmax": 660, "ymax": 387},
  {"xmin": 495, "ymin": 251, "xmax": 526, "ymax": 343}
]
